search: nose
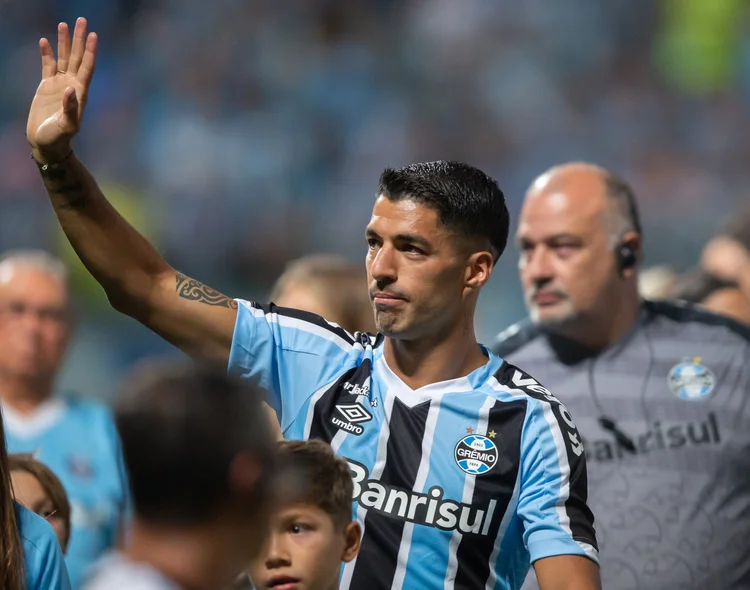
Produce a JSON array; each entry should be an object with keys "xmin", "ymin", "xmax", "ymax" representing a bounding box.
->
[
  {"xmin": 369, "ymin": 244, "xmax": 397, "ymax": 288},
  {"xmin": 264, "ymin": 534, "xmax": 291, "ymax": 569},
  {"xmin": 521, "ymin": 246, "xmax": 555, "ymax": 287}
]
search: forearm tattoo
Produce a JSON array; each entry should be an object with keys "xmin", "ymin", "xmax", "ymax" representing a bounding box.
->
[
  {"xmin": 175, "ymin": 272, "xmax": 238, "ymax": 309},
  {"xmin": 36, "ymin": 157, "xmax": 87, "ymax": 210}
]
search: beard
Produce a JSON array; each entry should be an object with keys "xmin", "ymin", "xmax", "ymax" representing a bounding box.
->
[{"xmin": 526, "ymin": 291, "xmax": 582, "ymax": 331}]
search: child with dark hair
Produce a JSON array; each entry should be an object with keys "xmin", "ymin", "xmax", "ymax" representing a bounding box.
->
[{"xmin": 248, "ymin": 440, "xmax": 361, "ymax": 590}]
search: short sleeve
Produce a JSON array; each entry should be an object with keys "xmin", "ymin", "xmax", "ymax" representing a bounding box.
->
[
  {"xmin": 228, "ymin": 301, "xmax": 361, "ymax": 431},
  {"xmin": 516, "ymin": 394, "xmax": 599, "ymax": 565}
]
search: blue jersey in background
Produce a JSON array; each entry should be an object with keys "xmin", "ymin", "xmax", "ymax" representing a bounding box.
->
[
  {"xmin": 4, "ymin": 397, "xmax": 128, "ymax": 588},
  {"xmin": 18, "ymin": 501, "xmax": 72, "ymax": 590}
]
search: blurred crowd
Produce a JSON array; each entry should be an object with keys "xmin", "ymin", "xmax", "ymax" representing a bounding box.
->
[{"xmin": 1, "ymin": 0, "xmax": 750, "ymax": 395}]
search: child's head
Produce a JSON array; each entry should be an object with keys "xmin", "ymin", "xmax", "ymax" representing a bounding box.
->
[{"xmin": 249, "ymin": 440, "xmax": 360, "ymax": 590}]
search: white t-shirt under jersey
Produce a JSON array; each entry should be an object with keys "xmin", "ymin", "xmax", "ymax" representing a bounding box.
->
[{"xmin": 82, "ymin": 553, "xmax": 180, "ymax": 590}]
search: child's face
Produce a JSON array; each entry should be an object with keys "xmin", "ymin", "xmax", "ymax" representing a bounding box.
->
[{"xmin": 249, "ymin": 503, "xmax": 360, "ymax": 590}]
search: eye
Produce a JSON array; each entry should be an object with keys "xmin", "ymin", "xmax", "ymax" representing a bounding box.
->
[
  {"xmin": 366, "ymin": 237, "xmax": 380, "ymax": 250},
  {"xmin": 404, "ymin": 245, "xmax": 425, "ymax": 255},
  {"xmin": 290, "ymin": 523, "xmax": 312, "ymax": 534},
  {"xmin": 553, "ymin": 244, "xmax": 577, "ymax": 258}
]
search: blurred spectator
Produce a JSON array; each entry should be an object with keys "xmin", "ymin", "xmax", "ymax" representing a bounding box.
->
[
  {"xmin": 270, "ymin": 254, "xmax": 375, "ymax": 335},
  {"xmin": 83, "ymin": 361, "xmax": 276, "ymax": 590},
  {"xmin": 699, "ymin": 207, "xmax": 750, "ymax": 323},
  {"xmin": 1, "ymin": 407, "xmax": 72, "ymax": 590},
  {"xmin": 10, "ymin": 453, "xmax": 72, "ymax": 554},
  {"xmin": 670, "ymin": 268, "xmax": 750, "ymax": 324},
  {"xmin": 0, "ymin": 250, "xmax": 128, "ymax": 588},
  {"xmin": 638, "ymin": 264, "xmax": 679, "ymax": 300}
]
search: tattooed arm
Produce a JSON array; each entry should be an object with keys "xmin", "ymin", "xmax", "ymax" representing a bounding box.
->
[{"xmin": 27, "ymin": 20, "xmax": 237, "ymax": 363}]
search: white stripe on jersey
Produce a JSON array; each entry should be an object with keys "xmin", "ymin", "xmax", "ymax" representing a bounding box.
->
[
  {"xmin": 534, "ymin": 397, "xmax": 575, "ymax": 546},
  {"xmin": 495, "ymin": 376, "xmax": 583, "ymax": 557},
  {"xmin": 390, "ymin": 393, "xmax": 445, "ymax": 590},
  {"xmin": 245, "ymin": 302, "xmax": 355, "ymax": 353},
  {"xmin": 489, "ymin": 376, "xmax": 597, "ymax": 566},
  {"xmin": 339, "ymin": 357, "xmax": 398, "ymax": 590},
  {"xmin": 444, "ymin": 396, "xmax": 496, "ymax": 590}
]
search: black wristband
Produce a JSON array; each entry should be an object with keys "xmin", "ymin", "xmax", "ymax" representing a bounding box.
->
[{"xmin": 31, "ymin": 149, "xmax": 73, "ymax": 171}]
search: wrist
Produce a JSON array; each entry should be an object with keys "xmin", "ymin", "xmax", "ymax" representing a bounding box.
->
[{"xmin": 31, "ymin": 144, "xmax": 73, "ymax": 165}]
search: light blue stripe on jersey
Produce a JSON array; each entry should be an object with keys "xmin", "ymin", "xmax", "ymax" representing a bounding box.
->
[
  {"xmin": 229, "ymin": 301, "xmax": 357, "ymax": 431},
  {"xmin": 518, "ymin": 397, "xmax": 585, "ymax": 563},
  {"xmin": 400, "ymin": 390, "xmax": 487, "ymax": 589}
]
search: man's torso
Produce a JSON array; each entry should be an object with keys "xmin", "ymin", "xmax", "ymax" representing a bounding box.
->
[{"xmin": 496, "ymin": 301, "xmax": 750, "ymax": 590}]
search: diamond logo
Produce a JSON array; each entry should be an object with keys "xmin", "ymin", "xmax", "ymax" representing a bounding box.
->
[{"xmin": 336, "ymin": 403, "xmax": 373, "ymax": 424}]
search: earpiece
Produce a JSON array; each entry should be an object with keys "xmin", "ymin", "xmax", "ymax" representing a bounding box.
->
[{"xmin": 616, "ymin": 243, "xmax": 637, "ymax": 276}]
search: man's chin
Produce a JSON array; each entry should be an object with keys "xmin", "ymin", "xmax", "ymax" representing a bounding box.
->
[{"xmin": 528, "ymin": 306, "xmax": 579, "ymax": 330}]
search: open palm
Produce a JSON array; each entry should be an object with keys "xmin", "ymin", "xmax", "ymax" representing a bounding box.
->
[{"xmin": 27, "ymin": 18, "xmax": 97, "ymax": 161}]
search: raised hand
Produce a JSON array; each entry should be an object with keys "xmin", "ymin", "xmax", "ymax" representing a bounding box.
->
[{"xmin": 26, "ymin": 18, "xmax": 98, "ymax": 163}]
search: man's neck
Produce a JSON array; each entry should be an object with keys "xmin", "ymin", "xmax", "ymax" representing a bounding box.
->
[
  {"xmin": 125, "ymin": 519, "xmax": 243, "ymax": 590},
  {"xmin": 0, "ymin": 374, "xmax": 53, "ymax": 415},
  {"xmin": 546, "ymin": 294, "xmax": 641, "ymax": 356},
  {"xmin": 384, "ymin": 319, "xmax": 487, "ymax": 390}
]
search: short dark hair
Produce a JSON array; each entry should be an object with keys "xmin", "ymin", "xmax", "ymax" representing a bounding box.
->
[
  {"xmin": 669, "ymin": 269, "xmax": 738, "ymax": 303},
  {"xmin": 378, "ymin": 161, "xmax": 510, "ymax": 262},
  {"xmin": 274, "ymin": 440, "xmax": 353, "ymax": 529},
  {"xmin": 114, "ymin": 361, "xmax": 275, "ymax": 526},
  {"xmin": 604, "ymin": 172, "xmax": 642, "ymax": 236}
]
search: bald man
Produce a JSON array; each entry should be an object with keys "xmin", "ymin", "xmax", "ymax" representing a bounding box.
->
[
  {"xmin": 0, "ymin": 250, "xmax": 128, "ymax": 588},
  {"xmin": 493, "ymin": 164, "xmax": 750, "ymax": 590}
]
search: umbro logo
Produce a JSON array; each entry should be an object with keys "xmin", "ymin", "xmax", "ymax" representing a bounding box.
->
[
  {"xmin": 331, "ymin": 403, "xmax": 373, "ymax": 436},
  {"xmin": 336, "ymin": 404, "xmax": 373, "ymax": 423}
]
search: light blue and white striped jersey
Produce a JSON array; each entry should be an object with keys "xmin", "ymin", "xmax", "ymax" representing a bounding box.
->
[
  {"xmin": 4, "ymin": 398, "xmax": 128, "ymax": 588},
  {"xmin": 18, "ymin": 501, "xmax": 72, "ymax": 590},
  {"xmin": 229, "ymin": 301, "xmax": 598, "ymax": 590}
]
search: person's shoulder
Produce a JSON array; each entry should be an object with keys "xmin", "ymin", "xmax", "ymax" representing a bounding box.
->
[
  {"xmin": 234, "ymin": 300, "xmax": 368, "ymax": 349},
  {"xmin": 17, "ymin": 501, "xmax": 58, "ymax": 561},
  {"xmin": 491, "ymin": 318, "xmax": 543, "ymax": 358},
  {"xmin": 82, "ymin": 553, "xmax": 180, "ymax": 590},
  {"xmin": 645, "ymin": 299, "xmax": 750, "ymax": 344}
]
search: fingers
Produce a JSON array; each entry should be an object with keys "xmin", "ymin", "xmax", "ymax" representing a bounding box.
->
[
  {"xmin": 62, "ymin": 87, "xmax": 80, "ymax": 128},
  {"xmin": 39, "ymin": 38, "xmax": 57, "ymax": 79},
  {"xmin": 77, "ymin": 33, "xmax": 98, "ymax": 89},
  {"xmin": 56, "ymin": 22, "xmax": 70, "ymax": 73},
  {"xmin": 68, "ymin": 17, "xmax": 88, "ymax": 74}
]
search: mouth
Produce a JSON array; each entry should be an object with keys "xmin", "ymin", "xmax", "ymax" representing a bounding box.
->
[
  {"xmin": 371, "ymin": 292, "xmax": 406, "ymax": 306},
  {"xmin": 267, "ymin": 575, "xmax": 301, "ymax": 590},
  {"xmin": 530, "ymin": 290, "xmax": 564, "ymax": 306}
]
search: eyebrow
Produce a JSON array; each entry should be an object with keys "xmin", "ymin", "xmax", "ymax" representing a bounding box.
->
[{"xmin": 516, "ymin": 232, "xmax": 583, "ymax": 244}]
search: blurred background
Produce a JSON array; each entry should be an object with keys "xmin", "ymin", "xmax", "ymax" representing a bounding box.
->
[{"xmin": 1, "ymin": 0, "xmax": 749, "ymax": 400}]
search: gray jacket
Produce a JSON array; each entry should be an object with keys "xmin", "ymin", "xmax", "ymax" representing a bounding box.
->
[{"xmin": 493, "ymin": 300, "xmax": 750, "ymax": 590}]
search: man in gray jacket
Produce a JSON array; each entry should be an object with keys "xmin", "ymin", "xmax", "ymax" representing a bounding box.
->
[{"xmin": 494, "ymin": 163, "xmax": 750, "ymax": 590}]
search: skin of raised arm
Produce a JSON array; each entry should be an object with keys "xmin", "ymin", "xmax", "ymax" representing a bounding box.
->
[{"xmin": 39, "ymin": 152, "xmax": 238, "ymax": 363}]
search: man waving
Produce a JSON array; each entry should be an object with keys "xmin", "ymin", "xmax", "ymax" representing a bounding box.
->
[{"xmin": 27, "ymin": 19, "xmax": 600, "ymax": 590}]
